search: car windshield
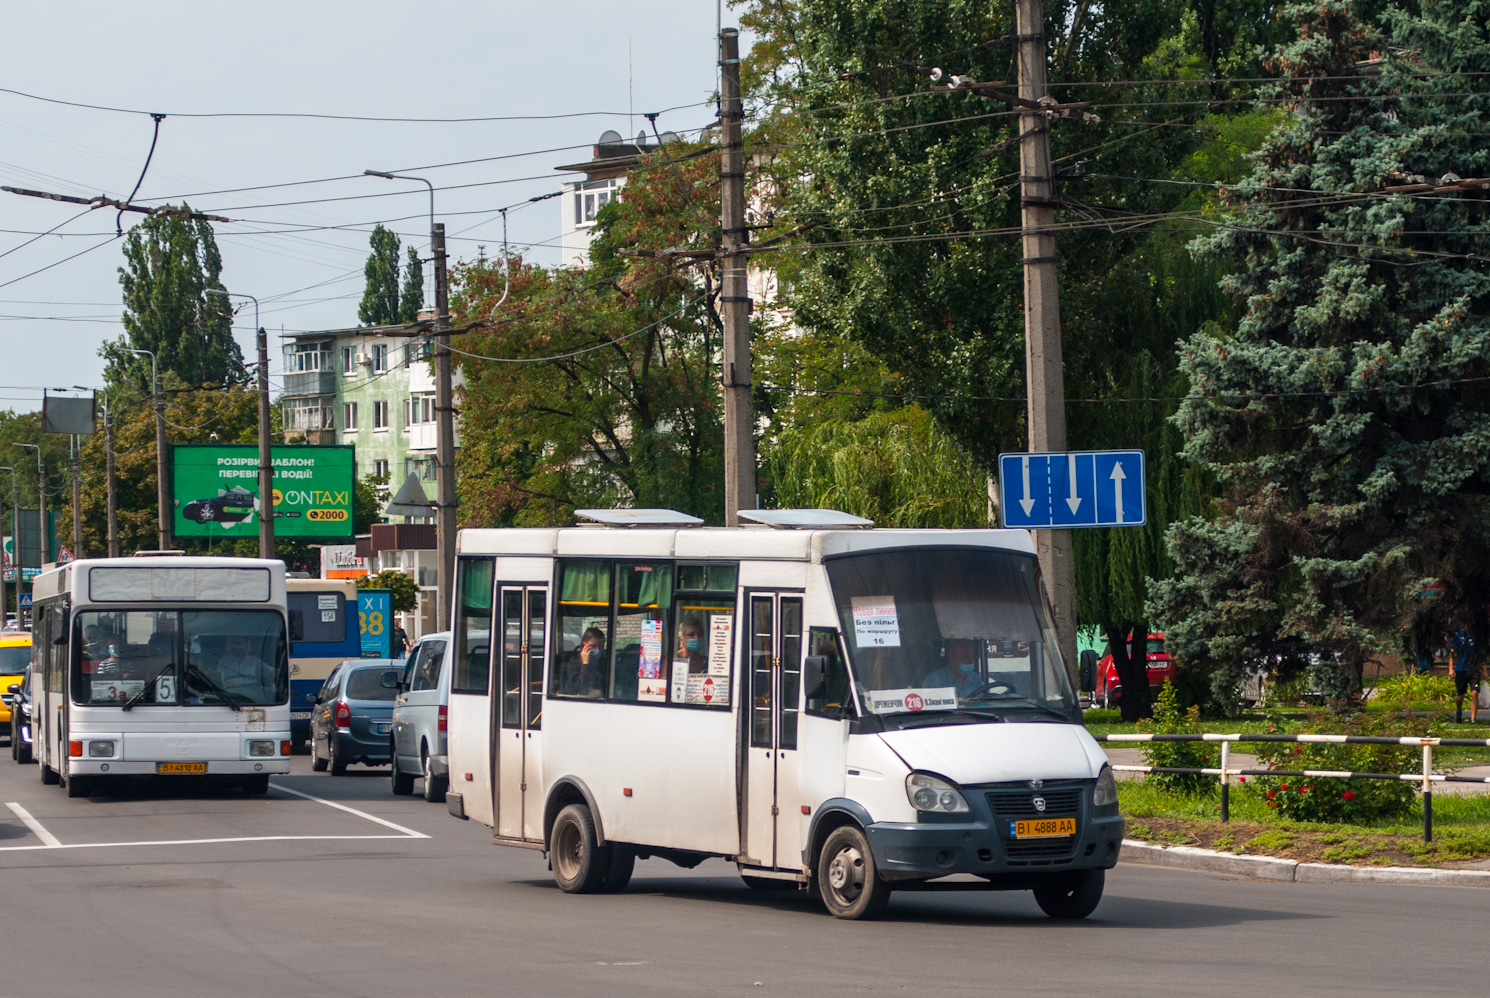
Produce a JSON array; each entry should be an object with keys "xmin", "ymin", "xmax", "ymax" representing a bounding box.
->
[
  {"xmin": 0, "ymin": 644, "xmax": 30, "ymax": 673},
  {"xmin": 345, "ymin": 668, "xmax": 398, "ymax": 701},
  {"xmin": 825, "ymin": 547, "xmax": 1076, "ymax": 724},
  {"xmin": 73, "ymin": 609, "xmax": 288, "ymax": 707}
]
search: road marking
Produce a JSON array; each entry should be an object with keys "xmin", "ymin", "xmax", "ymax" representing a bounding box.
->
[
  {"xmin": 0, "ymin": 833, "xmax": 421, "ymax": 853},
  {"xmin": 269, "ymin": 783, "xmax": 430, "ymax": 838},
  {"xmin": 6, "ymin": 802, "xmax": 62, "ymax": 848}
]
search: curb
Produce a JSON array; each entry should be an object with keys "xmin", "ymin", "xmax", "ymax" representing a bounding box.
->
[{"xmin": 1121, "ymin": 839, "xmax": 1490, "ymax": 888}]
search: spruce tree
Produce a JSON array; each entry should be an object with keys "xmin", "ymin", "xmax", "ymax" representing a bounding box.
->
[{"xmin": 1152, "ymin": 0, "xmax": 1490, "ymax": 709}]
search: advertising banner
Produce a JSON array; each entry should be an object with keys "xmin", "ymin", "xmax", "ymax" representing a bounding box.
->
[
  {"xmin": 171, "ymin": 445, "xmax": 355, "ymax": 540},
  {"xmin": 320, "ymin": 543, "xmax": 368, "ymax": 580},
  {"xmin": 357, "ymin": 589, "xmax": 392, "ymax": 658}
]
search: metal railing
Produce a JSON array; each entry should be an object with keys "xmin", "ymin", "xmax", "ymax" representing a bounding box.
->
[{"xmin": 1095, "ymin": 732, "xmax": 1490, "ymax": 842}]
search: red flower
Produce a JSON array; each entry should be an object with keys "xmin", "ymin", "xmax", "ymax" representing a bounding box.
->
[
  {"xmin": 1238, "ymin": 776, "xmax": 1248, "ymax": 783},
  {"xmin": 1281, "ymin": 784, "xmax": 1289, "ymax": 791},
  {"xmin": 1293, "ymin": 747, "xmax": 1303, "ymax": 756},
  {"xmin": 1301, "ymin": 786, "xmax": 1310, "ymax": 794},
  {"xmin": 1342, "ymin": 791, "xmax": 1356, "ymax": 801},
  {"xmin": 1266, "ymin": 791, "xmax": 1275, "ymax": 799}
]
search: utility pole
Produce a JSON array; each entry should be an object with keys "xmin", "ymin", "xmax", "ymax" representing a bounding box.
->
[
  {"xmin": 69, "ymin": 435, "xmax": 82, "ymax": 557},
  {"xmin": 105, "ymin": 404, "xmax": 119, "ymax": 558},
  {"xmin": 153, "ymin": 372, "xmax": 169, "ymax": 551},
  {"xmin": 1015, "ymin": 0, "xmax": 1078, "ymax": 680},
  {"xmin": 718, "ymin": 26, "xmax": 756, "ymax": 525},
  {"xmin": 5, "ymin": 470, "xmax": 17, "ymax": 621},
  {"xmin": 433, "ymin": 222, "xmax": 456, "ymax": 631},
  {"xmin": 256, "ymin": 326, "xmax": 275, "ymax": 560}
]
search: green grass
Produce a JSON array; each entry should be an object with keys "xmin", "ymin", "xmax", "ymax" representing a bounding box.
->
[{"xmin": 1118, "ymin": 779, "xmax": 1490, "ymax": 829}]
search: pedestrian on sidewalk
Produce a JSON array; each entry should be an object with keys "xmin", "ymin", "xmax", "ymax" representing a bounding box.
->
[{"xmin": 1450, "ymin": 627, "xmax": 1480, "ymax": 724}]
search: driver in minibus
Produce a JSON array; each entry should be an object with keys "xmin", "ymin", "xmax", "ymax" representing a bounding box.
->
[{"xmin": 923, "ymin": 638, "xmax": 984, "ymax": 696}]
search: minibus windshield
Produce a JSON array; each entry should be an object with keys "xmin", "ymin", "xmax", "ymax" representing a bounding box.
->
[{"xmin": 825, "ymin": 548, "xmax": 1076, "ymax": 723}]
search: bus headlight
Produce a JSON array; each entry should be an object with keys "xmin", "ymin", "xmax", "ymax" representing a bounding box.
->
[
  {"xmin": 88, "ymin": 741, "xmax": 116, "ymax": 758},
  {"xmin": 247, "ymin": 740, "xmax": 276, "ymax": 757},
  {"xmin": 1093, "ymin": 765, "xmax": 1118, "ymax": 807},
  {"xmin": 906, "ymin": 773, "xmax": 969, "ymax": 813}
]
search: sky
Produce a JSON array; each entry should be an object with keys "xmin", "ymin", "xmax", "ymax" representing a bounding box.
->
[{"xmin": 0, "ymin": 1, "xmax": 736, "ymax": 412}]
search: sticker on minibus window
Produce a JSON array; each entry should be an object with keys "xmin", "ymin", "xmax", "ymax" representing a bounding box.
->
[
  {"xmin": 708, "ymin": 616, "xmax": 732, "ymax": 676},
  {"xmin": 670, "ymin": 658, "xmax": 690, "ymax": 703},
  {"xmin": 639, "ymin": 675, "xmax": 668, "ymax": 702},
  {"xmin": 851, "ymin": 596, "xmax": 901, "ymax": 648},
  {"xmin": 639, "ymin": 619, "xmax": 663, "ymax": 679},
  {"xmin": 685, "ymin": 673, "xmax": 729, "ymax": 706},
  {"xmin": 866, "ymin": 687, "xmax": 957, "ymax": 714}
]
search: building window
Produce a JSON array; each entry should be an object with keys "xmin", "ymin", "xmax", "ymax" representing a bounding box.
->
[
  {"xmin": 373, "ymin": 400, "xmax": 390, "ymax": 430},
  {"xmin": 405, "ymin": 456, "xmax": 435, "ymax": 482},
  {"xmin": 574, "ymin": 192, "xmax": 582, "ymax": 225},
  {"xmin": 343, "ymin": 402, "xmax": 358, "ymax": 431},
  {"xmin": 283, "ymin": 398, "xmax": 332, "ymax": 431},
  {"xmin": 371, "ymin": 343, "xmax": 388, "ymax": 372},
  {"xmin": 405, "ymin": 393, "xmax": 435, "ymax": 426},
  {"xmin": 405, "ymin": 340, "xmax": 430, "ymax": 367},
  {"xmin": 286, "ymin": 341, "xmax": 331, "ymax": 373},
  {"xmin": 401, "ymin": 398, "xmax": 410, "ymax": 432},
  {"xmin": 374, "ymin": 459, "xmax": 390, "ymax": 478},
  {"xmin": 342, "ymin": 346, "xmax": 354, "ymax": 374}
]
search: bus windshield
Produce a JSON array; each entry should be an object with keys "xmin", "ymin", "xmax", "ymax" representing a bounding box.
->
[
  {"xmin": 824, "ymin": 548, "xmax": 1076, "ymax": 724},
  {"xmin": 73, "ymin": 609, "xmax": 288, "ymax": 708}
]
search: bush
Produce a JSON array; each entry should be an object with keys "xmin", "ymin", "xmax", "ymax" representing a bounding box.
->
[
  {"xmin": 1137, "ymin": 681, "xmax": 1216, "ymax": 797},
  {"xmin": 1247, "ymin": 714, "xmax": 1421, "ymax": 823},
  {"xmin": 1374, "ymin": 674, "xmax": 1454, "ymax": 712}
]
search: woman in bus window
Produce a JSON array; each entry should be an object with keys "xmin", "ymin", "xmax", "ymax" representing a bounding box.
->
[{"xmin": 676, "ymin": 616, "xmax": 707, "ymax": 674}]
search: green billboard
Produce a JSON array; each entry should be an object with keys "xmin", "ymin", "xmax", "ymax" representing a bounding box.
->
[{"xmin": 171, "ymin": 444, "xmax": 355, "ymax": 539}]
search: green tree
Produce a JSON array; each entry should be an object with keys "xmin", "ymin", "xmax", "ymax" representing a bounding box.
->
[
  {"xmin": 358, "ymin": 569, "xmax": 419, "ymax": 613},
  {"xmin": 1151, "ymin": 0, "xmax": 1490, "ymax": 711},
  {"xmin": 104, "ymin": 208, "xmax": 243, "ymax": 392},
  {"xmin": 400, "ymin": 245, "xmax": 425, "ymax": 322},
  {"xmin": 358, "ymin": 225, "xmax": 404, "ymax": 326}
]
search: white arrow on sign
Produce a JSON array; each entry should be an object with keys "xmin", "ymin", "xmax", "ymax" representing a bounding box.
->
[
  {"xmin": 1066, "ymin": 453, "xmax": 1082, "ymax": 514},
  {"xmin": 1110, "ymin": 462, "xmax": 1126, "ymax": 522},
  {"xmin": 1019, "ymin": 457, "xmax": 1036, "ymax": 516}
]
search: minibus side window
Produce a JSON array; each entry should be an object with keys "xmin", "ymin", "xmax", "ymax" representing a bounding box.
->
[
  {"xmin": 805, "ymin": 627, "xmax": 852, "ymax": 719},
  {"xmin": 552, "ymin": 560, "xmax": 611, "ymax": 701},
  {"xmin": 452, "ymin": 558, "xmax": 494, "ymax": 695},
  {"xmin": 670, "ymin": 593, "xmax": 734, "ymax": 708},
  {"xmin": 612, "ymin": 562, "xmax": 672, "ymax": 703}
]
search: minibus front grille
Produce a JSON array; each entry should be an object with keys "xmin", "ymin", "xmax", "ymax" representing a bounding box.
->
[
  {"xmin": 985, "ymin": 787, "xmax": 1083, "ymax": 818},
  {"xmin": 985, "ymin": 785, "xmax": 1086, "ymax": 865}
]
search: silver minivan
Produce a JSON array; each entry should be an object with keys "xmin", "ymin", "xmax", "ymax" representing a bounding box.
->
[{"xmin": 390, "ymin": 632, "xmax": 451, "ymax": 801}]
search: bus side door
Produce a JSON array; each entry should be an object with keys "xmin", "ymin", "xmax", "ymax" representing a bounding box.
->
[
  {"xmin": 495, "ymin": 585, "xmax": 547, "ymax": 842},
  {"xmin": 742, "ymin": 592, "xmax": 804, "ymax": 871}
]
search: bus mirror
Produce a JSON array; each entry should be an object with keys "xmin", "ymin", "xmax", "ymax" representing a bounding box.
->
[
  {"xmin": 803, "ymin": 655, "xmax": 828, "ymax": 700},
  {"xmin": 380, "ymin": 670, "xmax": 400, "ymax": 689},
  {"xmin": 1078, "ymin": 649, "xmax": 1098, "ymax": 693}
]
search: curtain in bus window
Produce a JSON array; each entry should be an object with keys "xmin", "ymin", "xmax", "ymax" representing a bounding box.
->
[
  {"xmin": 453, "ymin": 558, "xmax": 494, "ymax": 694},
  {"xmin": 553, "ymin": 561, "xmax": 611, "ymax": 701},
  {"xmin": 559, "ymin": 561, "xmax": 609, "ymax": 604}
]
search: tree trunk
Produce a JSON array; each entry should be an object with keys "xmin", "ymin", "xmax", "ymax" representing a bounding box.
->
[{"xmin": 1107, "ymin": 621, "xmax": 1152, "ymax": 722}]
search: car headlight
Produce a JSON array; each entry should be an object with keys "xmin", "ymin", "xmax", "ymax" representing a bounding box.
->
[
  {"xmin": 88, "ymin": 740, "xmax": 116, "ymax": 758},
  {"xmin": 906, "ymin": 773, "xmax": 969, "ymax": 813},
  {"xmin": 247, "ymin": 740, "xmax": 276, "ymax": 757},
  {"xmin": 1093, "ymin": 765, "xmax": 1118, "ymax": 807}
]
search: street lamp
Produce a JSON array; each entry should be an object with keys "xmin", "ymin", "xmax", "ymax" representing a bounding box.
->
[
  {"xmin": 206, "ymin": 289, "xmax": 274, "ymax": 561},
  {"xmin": 0, "ymin": 466, "xmax": 15, "ymax": 622},
  {"xmin": 123, "ymin": 347, "xmax": 170, "ymax": 551},
  {"xmin": 14, "ymin": 444, "xmax": 46, "ymax": 569},
  {"xmin": 364, "ymin": 168, "xmax": 455, "ymax": 630}
]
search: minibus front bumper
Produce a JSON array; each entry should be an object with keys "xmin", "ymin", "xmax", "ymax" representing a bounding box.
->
[{"xmin": 863, "ymin": 785, "xmax": 1124, "ymax": 882}]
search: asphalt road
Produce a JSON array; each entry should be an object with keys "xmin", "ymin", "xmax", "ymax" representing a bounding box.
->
[{"xmin": 0, "ymin": 752, "xmax": 1483, "ymax": 998}]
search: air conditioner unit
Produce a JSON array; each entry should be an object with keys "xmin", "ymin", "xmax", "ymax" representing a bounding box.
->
[{"xmin": 355, "ymin": 352, "xmax": 372, "ymax": 366}]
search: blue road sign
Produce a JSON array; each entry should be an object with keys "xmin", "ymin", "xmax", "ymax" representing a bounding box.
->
[
  {"xmin": 998, "ymin": 450, "xmax": 1146, "ymax": 529},
  {"xmin": 18, "ymin": 593, "xmax": 31, "ymax": 608}
]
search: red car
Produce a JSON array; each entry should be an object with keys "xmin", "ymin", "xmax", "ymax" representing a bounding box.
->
[{"xmin": 1095, "ymin": 633, "xmax": 1173, "ymax": 707}]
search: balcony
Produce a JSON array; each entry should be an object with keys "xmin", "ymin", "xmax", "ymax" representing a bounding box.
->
[
  {"xmin": 283, "ymin": 370, "xmax": 338, "ymax": 398},
  {"xmin": 408, "ymin": 422, "xmax": 437, "ymax": 451}
]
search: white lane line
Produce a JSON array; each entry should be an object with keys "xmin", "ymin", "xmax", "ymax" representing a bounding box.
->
[
  {"xmin": 6, "ymin": 802, "xmax": 62, "ymax": 848},
  {"xmin": 0, "ymin": 833, "xmax": 420, "ymax": 853},
  {"xmin": 269, "ymin": 783, "xmax": 430, "ymax": 838}
]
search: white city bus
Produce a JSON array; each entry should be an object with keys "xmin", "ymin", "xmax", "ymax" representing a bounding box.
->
[
  {"xmin": 32, "ymin": 556, "xmax": 292, "ymax": 797},
  {"xmin": 445, "ymin": 509, "xmax": 1123, "ymax": 920}
]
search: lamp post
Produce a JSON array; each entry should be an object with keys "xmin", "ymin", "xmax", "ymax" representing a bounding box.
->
[
  {"xmin": 15, "ymin": 444, "xmax": 45, "ymax": 574},
  {"xmin": 206, "ymin": 289, "xmax": 274, "ymax": 560},
  {"xmin": 364, "ymin": 169, "xmax": 454, "ymax": 630},
  {"xmin": 124, "ymin": 348, "xmax": 169, "ymax": 551},
  {"xmin": 0, "ymin": 466, "xmax": 13, "ymax": 622}
]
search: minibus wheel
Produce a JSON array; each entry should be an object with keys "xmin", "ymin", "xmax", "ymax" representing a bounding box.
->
[
  {"xmin": 817, "ymin": 826, "xmax": 891, "ymax": 920},
  {"xmin": 1033, "ymin": 868, "xmax": 1104, "ymax": 919},
  {"xmin": 600, "ymin": 845, "xmax": 634, "ymax": 893},
  {"xmin": 40, "ymin": 762, "xmax": 59, "ymax": 785},
  {"xmin": 241, "ymin": 775, "xmax": 270, "ymax": 795},
  {"xmin": 551, "ymin": 803, "xmax": 608, "ymax": 893}
]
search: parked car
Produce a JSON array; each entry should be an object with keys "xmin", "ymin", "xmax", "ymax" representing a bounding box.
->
[
  {"xmin": 309, "ymin": 660, "xmax": 401, "ymax": 775},
  {"xmin": 8, "ymin": 665, "xmax": 32, "ymax": 764},
  {"xmin": 0, "ymin": 630, "xmax": 33, "ymax": 737},
  {"xmin": 390, "ymin": 632, "xmax": 452, "ymax": 802},
  {"xmin": 181, "ymin": 486, "xmax": 256, "ymax": 524},
  {"xmin": 1095, "ymin": 632, "xmax": 1174, "ymax": 707}
]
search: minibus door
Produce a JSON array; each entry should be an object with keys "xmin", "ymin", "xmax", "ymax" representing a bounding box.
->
[
  {"xmin": 495, "ymin": 586, "xmax": 547, "ymax": 842},
  {"xmin": 743, "ymin": 593, "xmax": 804, "ymax": 870}
]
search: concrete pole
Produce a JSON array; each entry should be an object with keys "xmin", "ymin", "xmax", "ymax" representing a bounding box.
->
[
  {"xmin": 70, "ymin": 436, "xmax": 82, "ymax": 557},
  {"xmin": 257, "ymin": 326, "xmax": 276, "ymax": 560},
  {"xmin": 154, "ymin": 372, "xmax": 170, "ymax": 551},
  {"xmin": 433, "ymin": 222, "xmax": 456, "ymax": 630},
  {"xmin": 105, "ymin": 408, "xmax": 119, "ymax": 558},
  {"xmin": 719, "ymin": 27, "xmax": 756, "ymax": 525},
  {"xmin": 1016, "ymin": 0, "xmax": 1078, "ymax": 683},
  {"xmin": 38, "ymin": 462, "xmax": 48, "ymax": 565}
]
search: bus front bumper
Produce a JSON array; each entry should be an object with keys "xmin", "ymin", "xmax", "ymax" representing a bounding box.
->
[
  {"xmin": 864, "ymin": 812, "xmax": 1125, "ymax": 882},
  {"xmin": 68, "ymin": 759, "xmax": 293, "ymax": 776}
]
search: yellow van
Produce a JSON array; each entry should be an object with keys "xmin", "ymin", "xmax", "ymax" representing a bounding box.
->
[{"xmin": 0, "ymin": 631, "xmax": 32, "ymax": 726}]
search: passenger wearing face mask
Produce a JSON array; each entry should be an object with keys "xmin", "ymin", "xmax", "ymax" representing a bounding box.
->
[{"xmin": 677, "ymin": 616, "xmax": 708, "ymax": 674}]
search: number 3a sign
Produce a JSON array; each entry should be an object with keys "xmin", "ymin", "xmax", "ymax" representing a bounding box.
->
[{"xmin": 358, "ymin": 589, "xmax": 392, "ymax": 658}]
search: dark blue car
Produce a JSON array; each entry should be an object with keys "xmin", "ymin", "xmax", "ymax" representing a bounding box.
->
[{"xmin": 309, "ymin": 660, "xmax": 401, "ymax": 775}]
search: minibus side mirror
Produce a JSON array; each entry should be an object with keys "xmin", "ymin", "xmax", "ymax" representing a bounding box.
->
[
  {"xmin": 380, "ymin": 670, "xmax": 400, "ymax": 689},
  {"xmin": 1078, "ymin": 649, "xmax": 1098, "ymax": 694},
  {"xmin": 802, "ymin": 655, "xmax": 828, "ymax": 701}
]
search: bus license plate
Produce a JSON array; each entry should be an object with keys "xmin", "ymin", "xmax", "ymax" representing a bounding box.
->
[
  {"xmin": 157, "ymin": 762, "xmax": 207, "ymax": 775},
  {"xmin": 1011, "ymin": 818, "xmax": 1076, "ymax": 839}
]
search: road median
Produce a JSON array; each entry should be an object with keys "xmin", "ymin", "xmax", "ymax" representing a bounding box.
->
[{"xmin": 1122, "ymin": 839, "xmax": 1490, "ymax": 887}]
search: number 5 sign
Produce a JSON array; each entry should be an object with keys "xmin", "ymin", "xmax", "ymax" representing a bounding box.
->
[{"xmin": 358, "ymin": 589, "xmax": 393, "ymax": 658}]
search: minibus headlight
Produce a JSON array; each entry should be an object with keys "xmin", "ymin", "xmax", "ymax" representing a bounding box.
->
[
  {"xmin": 906, "ymin": 773, "xmax": 969, "ymax": 813},
  {"xmin": 247, "ymin": 740, "xmax": 276, "ymax": 757},
  {"xmin": 88, "ymin": 740, "xmax": 116, "ymax": 758},
  {"xmin": 1093, "ymin": 765, "xmax": 1118, "ymax": 807}
]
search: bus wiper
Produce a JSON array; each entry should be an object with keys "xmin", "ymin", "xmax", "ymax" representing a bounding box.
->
[
  {"xmin": 121, "ymin": 665, "xmax": 173, "ymax": 711},
  {"xmin": 185, "ymin": 666, "xmax": 242, "ymax": 711}
]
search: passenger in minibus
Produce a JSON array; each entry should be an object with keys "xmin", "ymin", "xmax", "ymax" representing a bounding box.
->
[
  {"xmin": 561, "ymin": 627, "xmax": 607, "ymax": 697},
  {"xmin": 923, "ymin": 638, "xmax": 984, "ymax": 695},
  {"xmin": 676, "ymin": 617, "xmax": 707, "ymax": 674}
]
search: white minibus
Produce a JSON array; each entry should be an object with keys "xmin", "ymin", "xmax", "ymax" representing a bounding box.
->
[
  {"xmin": 444, "ymin": 510, "xmax": 1122, "ymax": 920},
  {"xmin": 32, "ymin": 556, "xmax": 293, "ymax": 796}
]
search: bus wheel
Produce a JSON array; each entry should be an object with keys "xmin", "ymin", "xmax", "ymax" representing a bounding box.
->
[
  {"xmin": 551, "ymin": 803, "xmax": 607, "ymax": 894},
  {"xmin": 64, "ymin": 773, "xmax": 91, "ymax": 798},
  {"xmin": 599, "ymin": 845, "xmax": 634, "ymax": 893},
  {"xmin": 1033, "ymin": 868, "xmax": 1104, "ymax": 920},
  {"xmin": 40, "ymin": 762, "xmax": 59, "ymax": 785},
  {"xmin": 241, "ymin": 775, "xmax": 271, "ymax": 795},
  {"xmin": 817, "ymin": 826, "xmax": 892, "ymax": 920}
]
